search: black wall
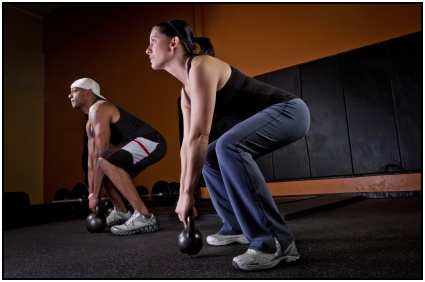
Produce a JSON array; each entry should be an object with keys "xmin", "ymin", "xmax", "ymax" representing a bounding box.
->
[
  {"xmin": 259, "ymin": 31, "xmax": 422, "ymax": 181},
  {"xmin": 179, "ymin": 32, "xmax": 422, "ymax": 183}
]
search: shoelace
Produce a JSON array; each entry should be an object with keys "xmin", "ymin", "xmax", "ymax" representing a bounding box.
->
[
  {"xmin": 112, "ymin": 210, "xmax": 126, "ymax": 219},
  {"xmin": 109, "ymin": 210, "xmax": 120, "ymax": 219},
  {"xmin": 125, "ymin": 212, "xmax": 140, "ymax": 225},
  {"xmin": 247, "ymin": 249, "xmax": 261, "ymax": 255}
]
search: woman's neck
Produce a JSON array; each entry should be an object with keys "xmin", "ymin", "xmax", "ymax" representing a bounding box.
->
[{"xmin": 165, "ymin": 56, "xmax": 191, "ymax": 85}]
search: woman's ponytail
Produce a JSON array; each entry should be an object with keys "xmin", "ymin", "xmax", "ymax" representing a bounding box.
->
[
  {"xmin": 156, "ymin": 20, "xmax": 215, "ymax": 57},
  {"xmin": 194, "ymin": 37, "xmax": 215, "ymax": 57}
]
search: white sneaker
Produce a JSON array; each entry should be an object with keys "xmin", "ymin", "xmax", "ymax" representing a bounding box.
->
[
  {"xmin": 106, "ymin": 208, "xmax": 131, "ymax": 227},
  {"xmin": 232, "ymin": 239, "xmax": 299, "ymax": 271},
  {"xmin": 110, "ymin": 211, "xmax": 158, "ymax": 236},
  {"xmin": 207, "ymin": 233, "xmax": 249, "ymax": 246}
]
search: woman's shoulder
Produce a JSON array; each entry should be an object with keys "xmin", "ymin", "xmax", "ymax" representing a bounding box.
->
[
  {"xmin": 189, "ymin": 55, "xmax": 232, "ymax": 90},
  {"xmin": 190, "ymin": 55, "xmax": 229, "ymax": 72}
]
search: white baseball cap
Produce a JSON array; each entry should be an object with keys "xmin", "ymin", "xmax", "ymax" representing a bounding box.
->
[{"xmin": 71, "ymin": 78, "xmax": 106, "ymax": 100}]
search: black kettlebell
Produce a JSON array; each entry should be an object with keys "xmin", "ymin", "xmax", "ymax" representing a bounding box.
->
[
  {"xmin": 178, "ymin": 213, "xmax": 203, "ymax": 255},
  {"xmin": 86, "ymin": 205, "xmax": 106, "ymax": 233}
]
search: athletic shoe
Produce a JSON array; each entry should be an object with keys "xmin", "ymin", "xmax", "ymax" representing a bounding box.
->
[
  {"xmin": 232, "ymin": 239, "xmax": 299, "ymax": 271},
  {"xmin": 110, "ymin": 211, "xmax": 158, "ymax": 236},
  {"xmin": 106, "ymin": 208, "xmax": 131, "ymax": 227},
  {"xmin": 206, "ymin": 233, "xmax": 249, "ymax": 246}
]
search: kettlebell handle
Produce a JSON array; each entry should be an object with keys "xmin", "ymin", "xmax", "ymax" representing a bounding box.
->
[
  {"xmin": 186, "ymin": 213, "xmax": 195, "ymax": 239},
  {"xmin": 95, "ymin": 205, "xmax": 101, "ymax": 217}
]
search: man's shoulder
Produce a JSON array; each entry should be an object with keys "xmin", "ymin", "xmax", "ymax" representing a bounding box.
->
[
  {"xmin": 90, "ymin": 100, "xmax": 116, "ymax": 111},
  {"xmin": 88, "ymin": 100, "xmax": 119, "ymax": 118}
]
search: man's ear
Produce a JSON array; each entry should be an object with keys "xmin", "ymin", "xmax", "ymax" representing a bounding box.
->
[{"xmin": 87, "ymin": 89, "xmax": 95, "ymax": 98}]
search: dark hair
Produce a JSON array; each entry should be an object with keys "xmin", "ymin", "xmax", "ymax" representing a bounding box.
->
[{"xmin": 155, "ymin": 19, "xmax": 215, "ymax": 57}]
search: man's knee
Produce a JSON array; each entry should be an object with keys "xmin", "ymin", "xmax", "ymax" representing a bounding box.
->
[
  {"xmin": 98, "ymin": 157, "xmax": 111, "ymax": 173},
  {"xmin": 99, "ymin": 157, "xmax": 130, "ymax": 177}
]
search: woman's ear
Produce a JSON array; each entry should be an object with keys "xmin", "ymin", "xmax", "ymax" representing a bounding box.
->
[{"xmin": 170, "ymin": 36, "xmax": 179, "ymax": 49}]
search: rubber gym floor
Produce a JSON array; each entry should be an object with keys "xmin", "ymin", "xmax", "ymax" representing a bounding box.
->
[{"xmin": 3, "ymin": 195, "xmax": 422, "ymax": 279}]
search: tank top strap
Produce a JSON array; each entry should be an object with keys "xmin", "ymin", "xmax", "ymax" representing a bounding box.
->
[
  {"xmin": 187, "ymin": 56, "xmax": 195, "ymax": 75},
  {"xmin": 182, "ymin": 56, "xmax": 195, "ymax": 105}
]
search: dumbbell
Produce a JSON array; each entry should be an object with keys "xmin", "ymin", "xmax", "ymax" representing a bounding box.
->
[
  {"xmin": 52, "ymin": 181, "xmax": 178, "ymax": 206},
  {"xmin": 52, "ymin": 183, "xmax": 90, "ymax": 218},
  {"xmin": 52, "ymin": 180, "xmax": 184, "ymax": 220}
]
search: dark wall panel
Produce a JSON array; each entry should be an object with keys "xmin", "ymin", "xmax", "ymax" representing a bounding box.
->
[
  {"xmin": 386, "ymin": 32, "xmax": 422, "ymax": 171},
  {"xmin": 340, "ymin": 44, "xmax": 401, "ymax": 175},
  {"xmin": 301, "ymin": 56, "xmax": 353, "ymax": 177},
  {"xmin": 255, "ymin": 153, "xmax": 274, "ymax": 181},
  {"xmin": 273, "ymin": 140, "xmax": 311, "ymax": 180},
  {"xmin": 265, "ymin": 66, "xmax": 311, "ymax": 180},
  {"xmin": 266, "ymin": 65, "xmax": 301, "ymax": 95}
]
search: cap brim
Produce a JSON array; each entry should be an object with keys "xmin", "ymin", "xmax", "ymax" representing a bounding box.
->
[{"xmin": 94, "ymin": 93, "xmax": 107, "ymax": 100}]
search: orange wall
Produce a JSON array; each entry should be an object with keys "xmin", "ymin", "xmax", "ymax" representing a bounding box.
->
[
  {"xmin": 202, "ymin": 3, "xmax": 421, "ymax": 76},
  {"xmin": 43, "ymin": 3, "xmax": 421, "ymax": 203}
]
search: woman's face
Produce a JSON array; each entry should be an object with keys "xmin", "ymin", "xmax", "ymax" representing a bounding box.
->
[{"xmin": 146, "ymin": 27, "xmax": 172, "ymax": 70}]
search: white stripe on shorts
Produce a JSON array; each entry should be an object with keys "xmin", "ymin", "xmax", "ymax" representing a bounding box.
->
[{"xmin": 121, "ymin": 137, "xmax": 159, "ymax": 164}]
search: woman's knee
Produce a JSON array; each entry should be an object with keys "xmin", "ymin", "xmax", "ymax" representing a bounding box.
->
[{"xmin": 216, "ymin": 132, "xmax": 233, "ymax": 150}]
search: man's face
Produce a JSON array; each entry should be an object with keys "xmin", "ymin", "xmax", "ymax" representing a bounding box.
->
[{"xmin": 69, "ymin": 87, "xmax": 88, "ymax": 109}]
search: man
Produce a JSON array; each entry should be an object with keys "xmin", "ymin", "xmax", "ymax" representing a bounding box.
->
[{"xmin": 69, "ymin": 78, "xmax": 167, "ymax": 235}]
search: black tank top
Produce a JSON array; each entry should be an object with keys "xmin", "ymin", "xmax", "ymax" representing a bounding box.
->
[
  {"xmin": 109, "ymin": 106, "xmax": 160, "ymax": 145},
  {"xmin": 182, "ymin": 56, "xmax": 297, "ymax": 120}
]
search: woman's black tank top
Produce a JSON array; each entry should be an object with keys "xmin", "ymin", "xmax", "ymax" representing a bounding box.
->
[{"xmin": 182, "ymin": 56, "xmax": 297, "ymax": 120}]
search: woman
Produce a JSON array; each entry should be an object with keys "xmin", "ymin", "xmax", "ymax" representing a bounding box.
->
[{"xmin": 146, "ymin": 20, "xmax": 310, "ymax": 271}]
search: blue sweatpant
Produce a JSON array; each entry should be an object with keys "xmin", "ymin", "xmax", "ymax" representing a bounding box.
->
[{"xmin": 202, "ymin": 98, "xmax": 310, "ymax": 253}]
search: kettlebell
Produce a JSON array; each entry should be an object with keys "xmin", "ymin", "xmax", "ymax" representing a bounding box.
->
[
  {"xmin": 178, "ymin": 213, "xmax": 203, "ymax": 255},
  {"xmin": 86, "ymin": 205, "xmax": 106, "ymax": 233}
]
